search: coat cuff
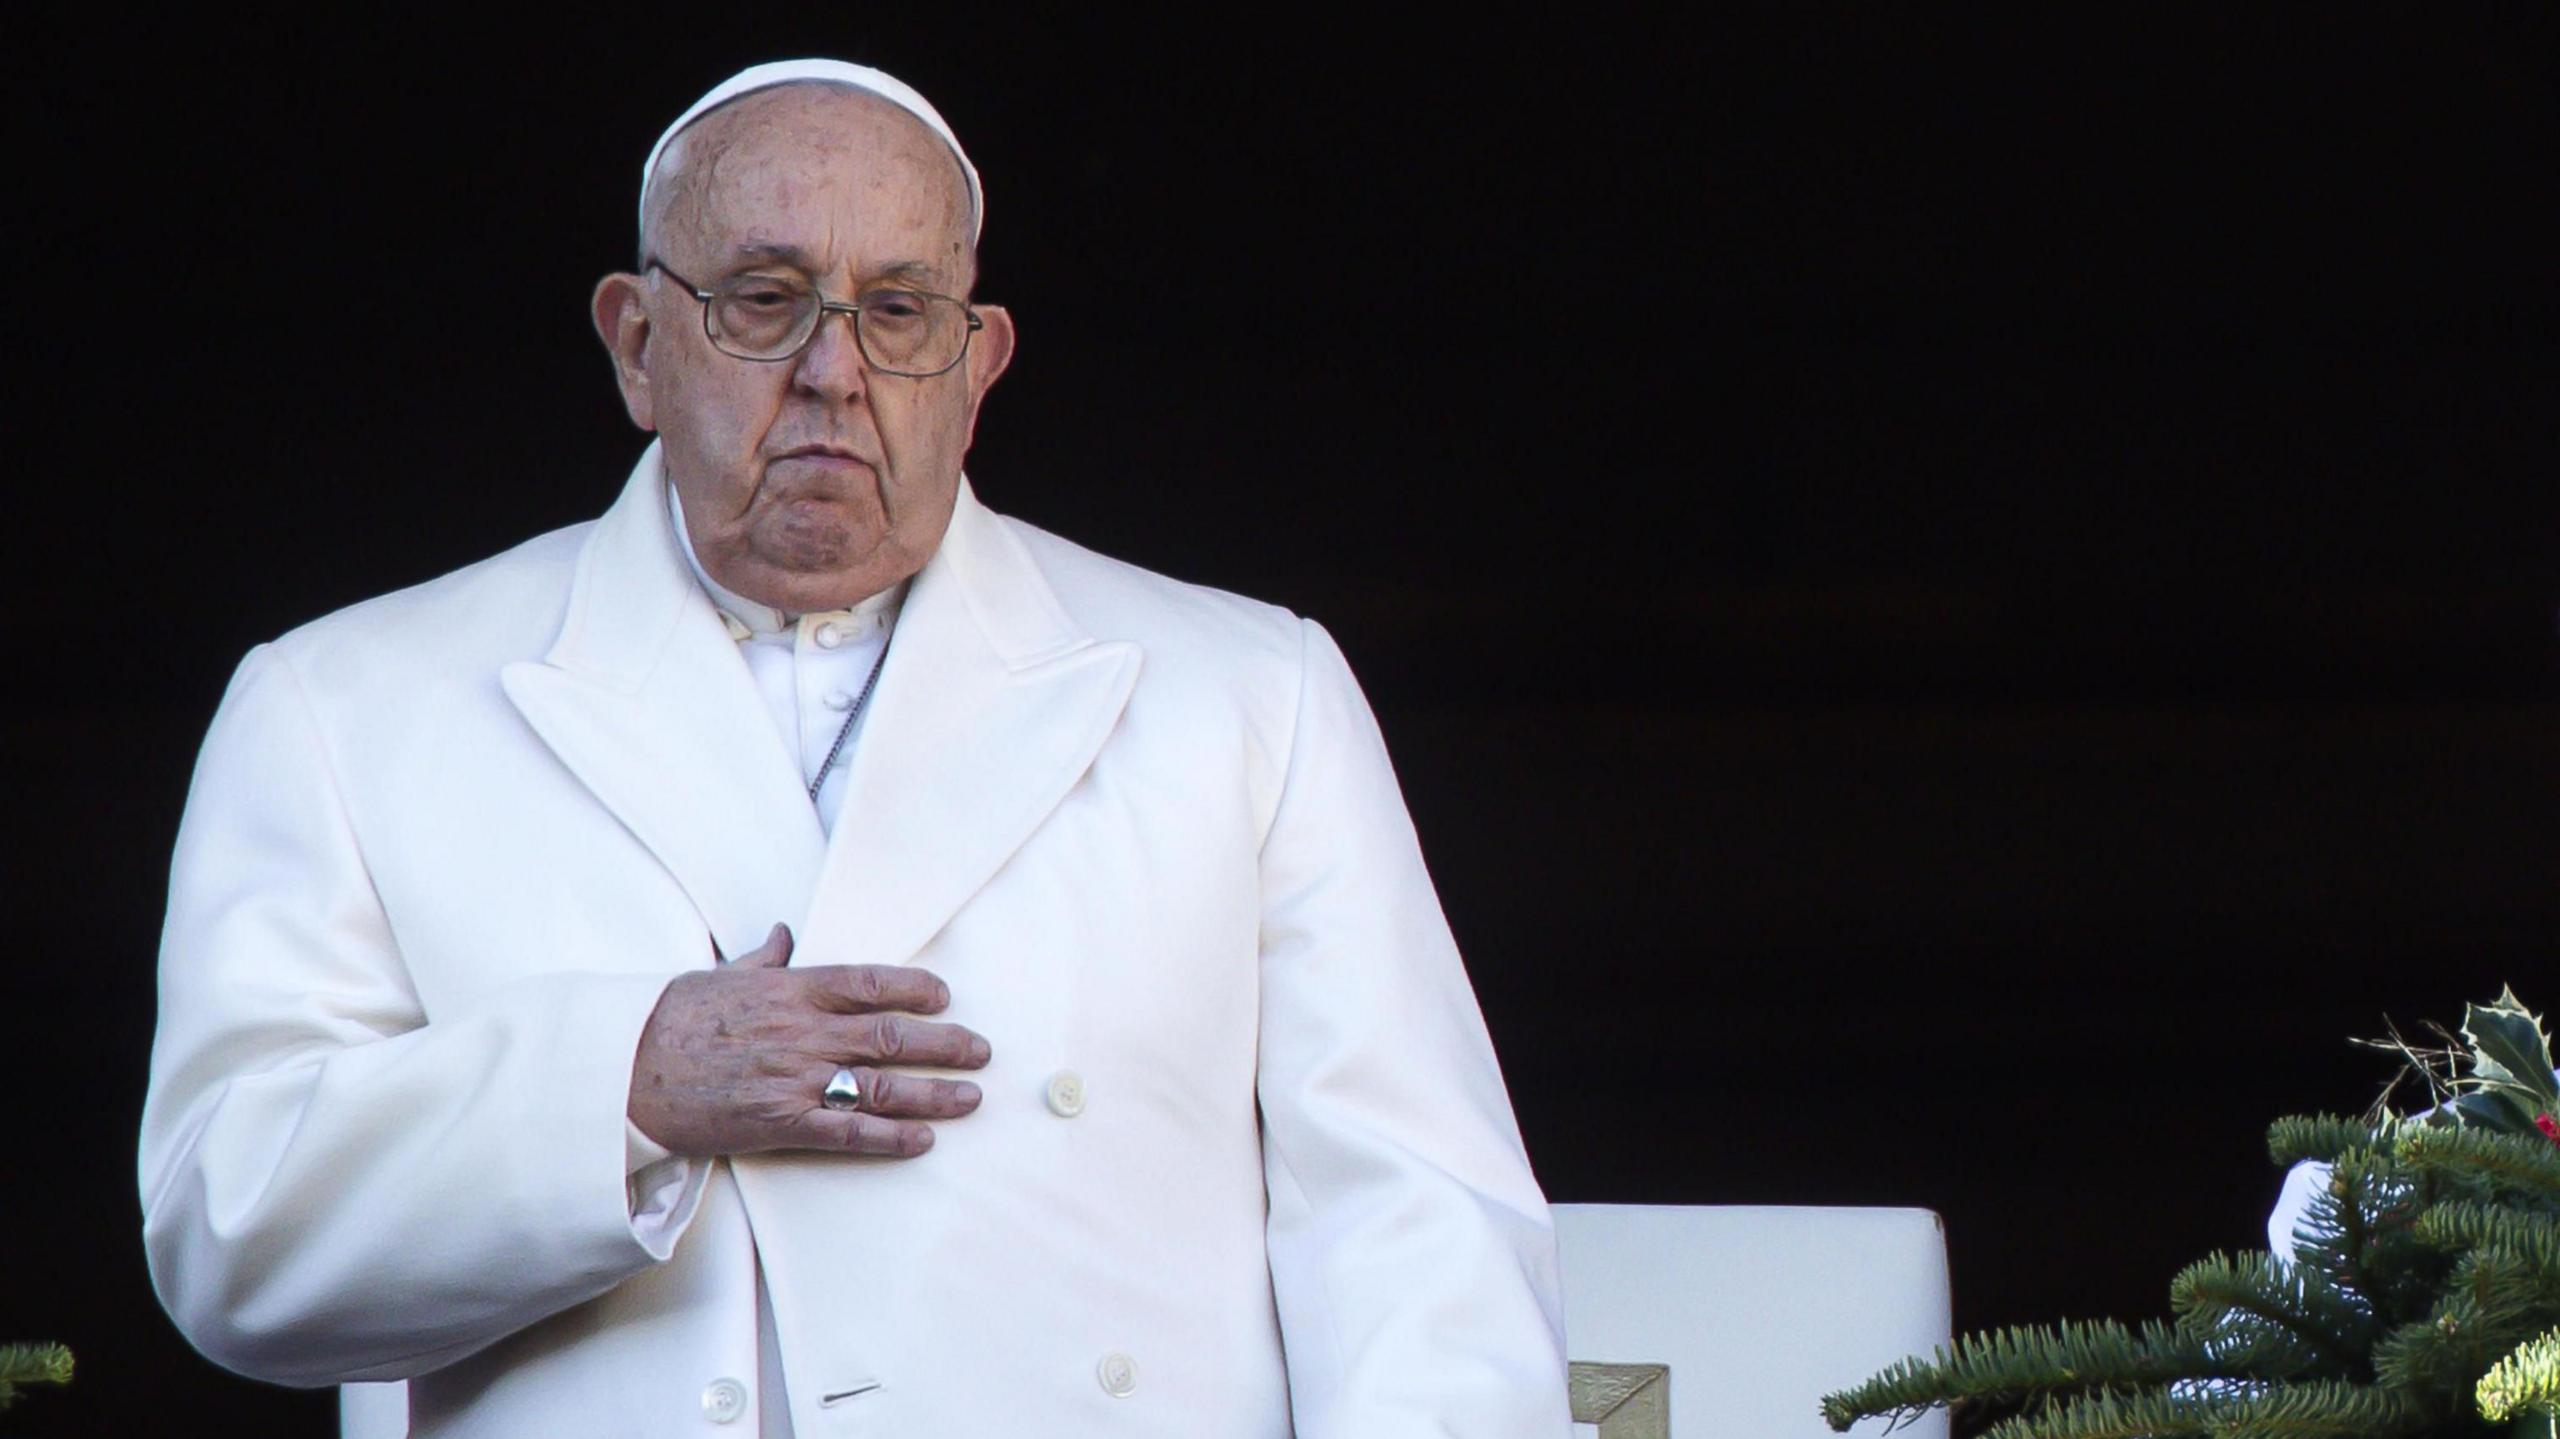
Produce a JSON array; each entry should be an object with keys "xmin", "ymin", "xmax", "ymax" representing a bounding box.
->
[{"xmin": 619, "ymin": 1017, "xmax": 704, "ymax": 1261}]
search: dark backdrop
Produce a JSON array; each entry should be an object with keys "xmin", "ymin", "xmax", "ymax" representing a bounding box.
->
[{"xmin": 7, "ymin": 9, "xmax": 2554, "ymax": 1434}]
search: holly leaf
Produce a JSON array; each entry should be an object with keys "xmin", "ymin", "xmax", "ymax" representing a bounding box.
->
[
  {"xmin": 2463, "ymin": 988, "xmax": 2560, "ymax": 1106},
  {"xmin": 2440, "ymin": 1089, "xmax": 2540, "ymax": 1136}
]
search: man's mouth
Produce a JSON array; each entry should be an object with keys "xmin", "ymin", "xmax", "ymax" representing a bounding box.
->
[{"xmin": 772, "ymin": 444, "xmax": 873, "ymax": 470}]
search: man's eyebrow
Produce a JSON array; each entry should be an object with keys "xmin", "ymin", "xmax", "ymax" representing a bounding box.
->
[
  {"xmin": 871, "ymin": 259, "xmax": 954, "ymax": 290},
  {"xmin": 731, "ymin": 240, "xmax": 825, "ymax": 271},
  {"xmin": 728, "ymin": 243, "xmax": 952, "ymax": 289}
]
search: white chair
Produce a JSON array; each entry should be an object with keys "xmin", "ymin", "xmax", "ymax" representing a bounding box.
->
[
  {"xmin": 340, "ymin": 1380, "xmax": 403, "ymax": 1438},
  {"xmin": 1555, "ymin": 1203, "xmax": 1951, "ymax": 1439}
]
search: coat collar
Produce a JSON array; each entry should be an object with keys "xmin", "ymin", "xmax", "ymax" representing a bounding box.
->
[{"xmin": 501, "ymin": 442, "xmax": 1140, "ymax": 968}]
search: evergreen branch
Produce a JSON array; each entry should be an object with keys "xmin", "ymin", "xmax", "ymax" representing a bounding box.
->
[
  {"xmin": 2210, "ymin": 1378, "xmax": 2441, "ymax": 1436},
  {"xmin": 0, "ymin": 1343, "xmax": 73, "ymax": 1413},
  {"xmin": 2289, "ymin": 1156, "xmax": 2452, "ymax": 1326},
  {"xmin": 1973, "ymin": 1388, "xmax": 2215, "ymax": 1439},
  {"xmin": 2169, "ymin": 1251, "xmax": 2372, "ymax": 1370},
  {"xmin": 2372, "ymin": 1249, "xmax": 2557, "ymax": 1400},
  {"xmin": 2285, "ymin": 1156, "xmax": 2377, "ymax": 1285},
  {"xmin": 2396, "ymin": 1126, "xmax": 2560, "ymax": 1204},
  {"xmin": 2415, "ymin": 1202, "xmax": 2560, "ymax": 1284},
  {"xmin": 2272, "ymin": 1115, "xmax": 2392, "ymax": 1170},
  {"xmin": 2476, "ymin": 1329, "xmax": 2558, "ymax": 1425},
  {"xmin": 1819, "ymin": 1319, "xmax": 2229, "ymax": 1432}
]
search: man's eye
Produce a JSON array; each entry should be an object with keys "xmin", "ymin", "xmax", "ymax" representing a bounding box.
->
[
  {"xmin": 731, "ymin": 287, "xmax": 802, "ymax": 309},
  {"xmin": 864, "ymin": 292, "xmax": 927, "ymax": 321}
]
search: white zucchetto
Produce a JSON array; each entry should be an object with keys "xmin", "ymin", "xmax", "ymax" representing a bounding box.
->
[{"xmin": 640, "ymin": 59, "xmax": 983, "ymax": 244}]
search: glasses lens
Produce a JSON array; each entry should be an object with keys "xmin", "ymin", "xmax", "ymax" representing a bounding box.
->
[
  {"xmin": 858, "ymin": 291, "xmax": 965, "ymax": 375},
  {"xmin": 709, "ymin": 277, "xmax": 818, "ymax": 359}
]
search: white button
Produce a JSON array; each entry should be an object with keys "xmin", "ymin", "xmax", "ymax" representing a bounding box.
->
[
  {"xmin": 814, "ymin": 622, "xmax": 847, "ymax": 649},
  {"xmin": 701, "ymin": 1377, "xmax": 748, "ymax": 1424},
  {"xmin": 822, "ymin": 690, "xmax": 854, "ymax": 712},
  {"xmin": 1044, "ymin": 1070, "xmax": 1086, "ymax": 1117},
  {"xmin": 1097, "ymin": 1351, "xmax": 1137, "ymax": 1397}
]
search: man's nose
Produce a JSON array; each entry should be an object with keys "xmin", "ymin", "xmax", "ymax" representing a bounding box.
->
[{"xmin": 790, "ymin": 307, "xmax": 870, "ymax": 402}]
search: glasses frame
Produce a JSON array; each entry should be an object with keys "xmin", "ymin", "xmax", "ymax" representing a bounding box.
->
[{"xmin": 645, "ymin": 258, "xmax": 985, "ymax": 378}]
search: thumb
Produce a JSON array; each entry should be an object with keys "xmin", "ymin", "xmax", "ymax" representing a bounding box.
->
[{"xmin": 730, "ymin": 922, "xmax": 795, "ymax": 969}]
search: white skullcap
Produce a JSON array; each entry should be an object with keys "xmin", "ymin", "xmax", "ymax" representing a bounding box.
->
[{"xmin": 640, "ymin": 59, "xmax": 983, "ymax": 245}]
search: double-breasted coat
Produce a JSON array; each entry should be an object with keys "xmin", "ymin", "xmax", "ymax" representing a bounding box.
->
[{"xmin": 140, "ymin": 445, "xmax": 1569, "ymax": 1436}]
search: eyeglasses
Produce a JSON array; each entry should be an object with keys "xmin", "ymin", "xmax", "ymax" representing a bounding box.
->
[{"xmin": 645, "ymin": 259, "xmax": 985, "ymax": 377}]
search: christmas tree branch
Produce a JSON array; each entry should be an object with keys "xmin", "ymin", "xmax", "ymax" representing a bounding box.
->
[
  {"xmin": 1817, "ymin": 1319, "xmax": 2236, "ymax": 1432},
  {"xmin": 2397, "ymin": 1126, "xmax": 2560, "ymax": 1204},
  {"xmin": 2415, "ymin": 1202, "xmax": 2560, "ymax": 1285},
  {"xmin": 2474, "ymin": 1329, "xmax": 2557, "ymax": 1426},
  {"xmin": 1975, "ymin": 1388, "xmax": 2214, "ymax": 1439},
  {"xmin": 2170, "ymin": 1251, "xmax": 2372, "ymax": 1369},
  {"xmin": 2272, "ymin": 1116, "xmax": 2393, "ymax": 1171},
  {"xmin": 0, "ymin": 1343, "xmax": 73, "ymax": 1412}
]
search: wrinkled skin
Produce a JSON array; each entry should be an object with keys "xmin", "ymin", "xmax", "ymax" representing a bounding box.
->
[{"xmin": 628, "ymin": 926, "xmax": 988, "ymax": 1157}]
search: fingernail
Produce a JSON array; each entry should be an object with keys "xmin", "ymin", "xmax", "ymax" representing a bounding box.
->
[
  {"xmin": 933, "ymin": 981, "xmax": 951, "ymax": 1009},
  {"xmin": 970, "ymin": 1038, "xmax": 991, "ymax": 1065},
  {"xmin": 957, "ymin": 1082, "xmax": 982, "ymax": 1105}
]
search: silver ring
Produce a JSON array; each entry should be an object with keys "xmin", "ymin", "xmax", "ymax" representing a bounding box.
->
[{"xmin": 821, "ymin": 1066, "xmax": 863, "ymax": 1112}]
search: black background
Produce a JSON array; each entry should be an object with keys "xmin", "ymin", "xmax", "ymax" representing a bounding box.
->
[{"xmin": 6, "ymin": 8, "xmax": 2555, "ymax": 1434}]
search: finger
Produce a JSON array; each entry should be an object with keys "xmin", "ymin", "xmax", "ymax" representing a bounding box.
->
[
  {"xmin": 830, "ymin": 1068, "xmax": 984, "ymax": 1120},
  {"xmin": 730, "ymin": 922, "xmax": 794, "ymax": 969},
  {"xmin": 831, "ymin": 1013, "xmax": 992, "ymax": 1069},
  {"xmin": 793, "ymin": 1110, "xmax": 939, "ymax": 1158},
  {"xmin": 803, "ymin": 964, "xmax": 952, "ymax": 1015}
]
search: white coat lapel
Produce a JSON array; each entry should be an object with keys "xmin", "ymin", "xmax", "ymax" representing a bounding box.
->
[
  {"xmin": 800, "ymin": 480, "xmax": 1141, "ymax": 970},
  {"xmin": 500, "ymin": 443, "xmax": 827, "ymax": 960}
]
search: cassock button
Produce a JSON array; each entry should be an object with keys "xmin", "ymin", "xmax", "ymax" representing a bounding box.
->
[
  {"xmin": 822, "ymin": 690, "xmax": 854, "ymax": 712},
  {"xmin": 1097, "ymin": 1351, "xmax": 1138, "ymax": 1397},
  {"xmin": 1044, "ymin": 1070, "xmax": 1086, "ymax": 1117},
  {"xmin": 701, "ymin": 1376, "xmax": 748, "ymax": 1424},
  {"xmin": 814, "ymin": 622, "xmax": 847, "ymax": 649}
]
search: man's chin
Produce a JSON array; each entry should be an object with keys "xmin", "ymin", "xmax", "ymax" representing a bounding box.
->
[{"xmin": 732, "ymin": 547, "xmax": 914, "ymax": 613}]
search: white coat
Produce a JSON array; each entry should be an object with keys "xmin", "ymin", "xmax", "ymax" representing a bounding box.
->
[{"xmin": 140, "ymin": 444, "xmax": 1570, "ymax": 1437}]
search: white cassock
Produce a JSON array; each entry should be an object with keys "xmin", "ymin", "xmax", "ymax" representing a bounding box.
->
[{"xmin": 140, "ymin": 443, "xmax": 1571, "ymax": 1437}]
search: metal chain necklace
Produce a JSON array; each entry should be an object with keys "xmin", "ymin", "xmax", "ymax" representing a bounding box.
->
[{"xmin": 807, "ymin": 637, "xmax": 892, "ymax": 803}]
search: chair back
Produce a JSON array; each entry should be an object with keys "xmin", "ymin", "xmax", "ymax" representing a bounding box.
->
[{"xmin": 1554, "ymin": 1203, "xmax": 1951, "ymax": 1438}]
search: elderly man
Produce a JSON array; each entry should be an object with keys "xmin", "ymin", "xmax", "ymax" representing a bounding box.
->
[{"xmin": 140, "ymin": 59, "xmax": 1567, "ymax": 1438}]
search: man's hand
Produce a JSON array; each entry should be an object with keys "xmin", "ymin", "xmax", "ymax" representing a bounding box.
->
[{"xmin": 628, "ymin": 923, "xmax": 989, "ymax": 1158}]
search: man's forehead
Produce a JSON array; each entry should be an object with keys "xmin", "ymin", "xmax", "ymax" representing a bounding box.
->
[
  {"xmin": 640, "ymin": 60, "xmax": 984, "ymax": 245},
  {"xmin": 682, "ymin": 89, "xmax": 964, "ymax": 202},
  {"xmin": 659, "ymin": 99, "xmax": 975, "ymax": 282}
]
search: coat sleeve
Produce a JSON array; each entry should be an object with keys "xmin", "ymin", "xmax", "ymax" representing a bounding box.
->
[
  {"xmin": 138, "ymin": 643, "xmax": 710, "ymax": 1386},
  {"xmin": 1253, "ymin": 618, "xmax": 1571, "ymax": 1437}
]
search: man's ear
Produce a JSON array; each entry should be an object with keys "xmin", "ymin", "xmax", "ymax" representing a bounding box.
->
[
  {"xmin": 959, "ymin": 304, "xmax": 1016, "ymax": 448},
  {"xmin": 591, "ymin": 272, "xmax": 657, "ymax": 432}
]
